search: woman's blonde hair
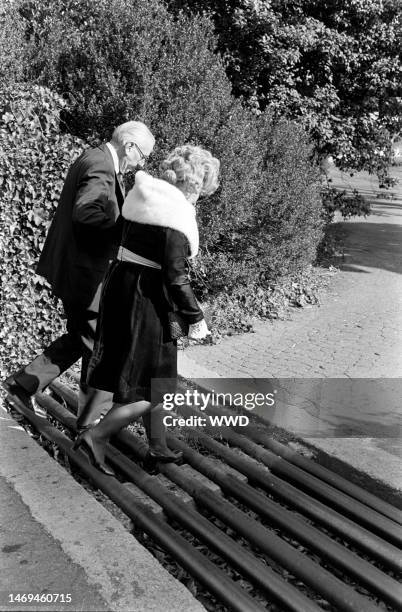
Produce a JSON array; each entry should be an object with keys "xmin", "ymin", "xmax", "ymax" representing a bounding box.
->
[{"xmin": 160, "ymin": 145, "xmax": 220, "ymax": 197}]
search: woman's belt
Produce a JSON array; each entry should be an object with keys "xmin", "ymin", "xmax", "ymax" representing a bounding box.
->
[{"xmin": 117, "ymin": 246, "xmax": 161, "ymax": 269}]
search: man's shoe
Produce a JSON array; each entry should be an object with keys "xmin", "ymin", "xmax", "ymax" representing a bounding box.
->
[{"xmin": 2, "ymin": 376, "xmax": 35, "ymax": 411}]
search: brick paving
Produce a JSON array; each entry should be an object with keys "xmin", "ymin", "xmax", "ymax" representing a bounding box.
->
[
  {"xmin": 181, "ymin": 168, "xmax": 402, "ymax": 379},
  {"xmin": 178, "ymin": 168, "xmax": 402, "ymax": 445}
]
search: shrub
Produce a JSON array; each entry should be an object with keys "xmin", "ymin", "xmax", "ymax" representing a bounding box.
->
[
  {"xmin": 15, "ymin": 0, "xmax": 324, "ymax": 290},
  {"xmin": 0, "ymin": 1, "xmax": 326, "ymax": 376},
  {"xmin": 193, "ymin": 115, "xmax": 324, "ymax": 294},
  {"xmin": 0, "ymin": 84, "xmax": 84, "ymax": 378},
  {"xmin": 20, "ymin": 0, "xmax": 236, "ymax": 146},
  {"xmin": 0, "ymin": 1, "xmax": 28, "ymax": 85}
]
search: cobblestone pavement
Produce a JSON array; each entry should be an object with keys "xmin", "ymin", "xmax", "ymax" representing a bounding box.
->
[
  {"xmin": 179, "ymin": 167, "xmax": 402, "ymax": 440},
  {"xmin": 183, "ymin": 167, "xmax": 402, "ymax": 378}
]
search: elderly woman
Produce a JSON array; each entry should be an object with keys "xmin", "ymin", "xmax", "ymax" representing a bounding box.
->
[{"xmin": 73, "ymin": 145, "xmax": 220, "ymax": 475}]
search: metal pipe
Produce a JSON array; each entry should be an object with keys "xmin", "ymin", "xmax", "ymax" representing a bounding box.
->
[
  {"xmin": 106, "ymin": 431, "xmax": 383, "ymax": 612},
  {"xmin": 170, "ymin": 394, "xmax": 402, "ymax": 549},
  {"xmin": 161, "ymin": 452, "xmax": 381, "ymax": 612},
  {"xmin": 11, "ymin": 395, "xmax": 267, "ymax": 612},
  {"xmin": 50, "ymin": 381, "xmax": 402, "ymax": 574},
  {"xmin": 48, "ymin": 383, "xmax": 401, "ymax": 606},
  {"xmin": 181, "ymin": 426, "xmax": 402, "ymax": 575},
  {"xmin": 209, "ymin": 427, "xmax": 402, "ymax": 548},
  {"xmin": 176, "ymin": 381, "xmax": 402, "ymax": 524},
  {"xmin": 38, "ymin": 393, "xmax": 322, "ymax": 612},
  {"xmin": 244, "ymin": 429, "xmax": 402, "ymax": 525},
  {"xmin": 164, "ymin": 433, "xmax": 400, "ymax": 609},
  {"xmin": 170, "ymin": 433, "xmax": 402, "ymax": 607},
  {"xmin": 50, "ymin": 381, "xmax": 78, "ymax": 411},
  {"xmin": 108, "ymin": 447, "xmax": 322, "ymax": 612}
]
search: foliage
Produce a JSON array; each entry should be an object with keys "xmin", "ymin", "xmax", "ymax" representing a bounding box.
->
[
  {"xmin": 201, "ymin": 265, "xmax": 324, "ymax": 341},
  {"xmin": 321, "ymin": 187, "xmax": 371, "ymax": 224},
  {"xmin": 0, "ymin": 84, "xmax": 84, "ymax": 377},
  {"xmin": 192, "ymin": 115, "xmax": 324, "ymax": 294},
  {"xmin": 12, "ymin": 0, "xmax": 324, "ymax": 291},
  {"xmin": 167, "ymin": 0, "xmax": 402, "ymax": 180},
  {"xmin": 0, "ymin": 1, "xmax": 326, "ymax": 374},
  {"xmin": 19, "ymin": 0, "xmax": 234, "ymax": 149},
  {"xmin": 0, "ymin": 0, "xmax": 29, "ymax": 85}
]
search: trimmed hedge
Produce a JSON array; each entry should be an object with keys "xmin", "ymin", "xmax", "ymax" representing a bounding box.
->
[{"xmin": 0, "ymin": 85, "xmax": 84, "ymax": 378}]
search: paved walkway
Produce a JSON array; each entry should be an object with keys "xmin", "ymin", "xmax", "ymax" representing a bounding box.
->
[
  {"xmin": 178, "ymin": 166, "xmax": 402, "ymax": 492},
  {"xmin": 182, "ymin": 167, "xmax": 402, "ymax": 379}
]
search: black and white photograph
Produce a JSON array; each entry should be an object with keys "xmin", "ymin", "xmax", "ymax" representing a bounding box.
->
[{"xmin": 0, "ymin": 1, "xmax": 401, "ymax": 611}]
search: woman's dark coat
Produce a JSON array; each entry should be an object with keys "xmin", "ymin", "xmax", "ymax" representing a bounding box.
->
[{"xmin": 88, "ymin": 171, "xmax": 203, "ymax": 403}]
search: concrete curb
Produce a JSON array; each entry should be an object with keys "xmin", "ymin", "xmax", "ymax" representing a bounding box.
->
[
  {"xmin": 0, "ymin": 474, "xmax": 110, "ymax": 612},
  {"xmin": 178, "ymin": 352, "xmax": 225, "ymax": 379},
  {"xmin": 0, "ymin": 405, "xmax": 205, "ymax": 612}
]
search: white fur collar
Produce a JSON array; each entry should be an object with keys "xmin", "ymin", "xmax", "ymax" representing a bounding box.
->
[{"xmin": 122, "ymin": 171, "xmax": 199, "ymax": 257}]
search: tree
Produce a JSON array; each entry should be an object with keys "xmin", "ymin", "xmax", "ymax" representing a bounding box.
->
[
  {"xmin": 0, "ymin": 0, "xmax": 324, "ymax": 360},
  {"xmin": 168, "ymin": 0, "xmax": 402, "ymax": 179},
  {"xmin": 12, "ymin": 0, "xmax": 323, "ymax": 290}
]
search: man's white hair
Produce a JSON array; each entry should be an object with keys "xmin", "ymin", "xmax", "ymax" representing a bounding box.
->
[{"xmin": 111, "ymin": 121, "xmax": 155, "ymax": 151}]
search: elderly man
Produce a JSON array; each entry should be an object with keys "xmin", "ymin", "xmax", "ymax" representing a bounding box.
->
[{"xmin": 4, "ymin": 121, "xmax": 179, "ymax": 460}]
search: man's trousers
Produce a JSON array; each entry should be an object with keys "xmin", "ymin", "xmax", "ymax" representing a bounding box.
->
[{"xmin": 14, "ymin": 284, "xmax": 113, "ymax": 421}]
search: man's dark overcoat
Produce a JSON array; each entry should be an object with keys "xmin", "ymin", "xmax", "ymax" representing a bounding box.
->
[{"xmin": 37, "ymin": 144, "xmax": 124, "ymax": 307}]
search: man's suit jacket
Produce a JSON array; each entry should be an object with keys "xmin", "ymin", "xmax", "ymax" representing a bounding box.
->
[{"xmin": 37, "ymin": 144, "xmax": 124, "ymax": 308}]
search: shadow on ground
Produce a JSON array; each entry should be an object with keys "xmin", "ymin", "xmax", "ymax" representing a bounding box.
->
[{"xmin": 327, "ymin": 197, "xmax": 402, "ymax": 275}]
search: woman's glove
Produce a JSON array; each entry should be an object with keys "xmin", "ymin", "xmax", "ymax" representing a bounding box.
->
[{"xmin": 188, "ymin": 318, "xmax": 211, "ymax": 340}]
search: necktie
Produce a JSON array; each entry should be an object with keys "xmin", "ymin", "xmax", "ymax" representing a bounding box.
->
[{"xmin": 117, "ymin": 172, "xmax": 125, "ymax": 197}]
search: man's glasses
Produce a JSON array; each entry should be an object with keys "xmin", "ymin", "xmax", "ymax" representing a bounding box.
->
[{"xmin": 129, "ymin": 141, "xmax": 147, "ymax": 163}]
